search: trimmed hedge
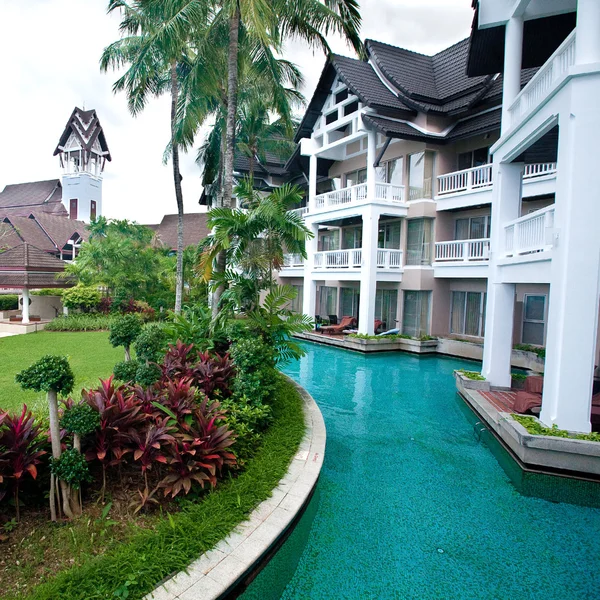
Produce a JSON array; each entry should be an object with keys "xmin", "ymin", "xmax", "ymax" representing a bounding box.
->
[
  {"xmin": 0, "ymin": 294, "xmax": 19, "ymax": 311},
  {"xmin": 45, "ymin": 315, "xmax": 115, "ymax": 332}
]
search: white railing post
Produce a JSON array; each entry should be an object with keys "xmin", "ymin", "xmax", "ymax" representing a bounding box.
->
[{"xmin": 463, "ymin": 241, "xmax": 470, "ymax": 262}]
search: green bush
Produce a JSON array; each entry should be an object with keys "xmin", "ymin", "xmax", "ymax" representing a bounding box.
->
[
  {"xmin": 113, "ymin": 359, "xmax": 140, "ymax": 382},
  {"xmin": 230, "ymin": 337, "xmax": 277, "ymax": 405},
  {"xmin": 62, "ymin": 286, "xmax": 101, "ymax": 313},
  {"xmin": 31, "ymin": 289, "xmax": 63, "ymax": 297},
  {"xmin": 15, "ymin": 355, "xmax": 75, "ymax": 395},
  {"xmin": 0, "ymin": 294, "xmax": 18, "ymax": 311},
  {"xmin": 514, "ymin": 344, "xmax": 546, "ymax": 359},
  {"xmin": 135, "ymin": 362, "xmax": 161, "ymax": 386},
  {"xmin": 109, "ymin": 314, "xmax": 143, "ymax": 358},
  {"xmin": 134, "ymin": 324, "xmax": 167, "ymax": 364},
  {"xmin": 50, "ymin": 448, "xmax": 93, "ymax": 489},
  {"xmin": 45, "ymin": 314, "xmax": 115, "ymax": 332},
  {"xmin": 456, "ymin": 369, "xmax": 486, "ymax": 381},
  {"xmin": 61, "ymin": 404, "xmax": 100, "ymax": 436}
]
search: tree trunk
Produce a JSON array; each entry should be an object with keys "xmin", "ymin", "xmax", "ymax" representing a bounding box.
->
[
  {"xmin": 124, "ymin": 346, "xmax": 131, "ymax": 362},
  {"xmin": 49, "ymin": 474, "xmax": 57, "ymax": 522},
  {"xmin": 171, "ymin": 60, "xmax": 185, "ymax": 315},
  {"xmin": 213, "ymin": 1, "xmax": 240, "ymax": 317}
]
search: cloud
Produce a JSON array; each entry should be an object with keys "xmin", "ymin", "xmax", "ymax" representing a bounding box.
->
[{"xmin": 0, "ymin": 0, "xmax": 472, "ymax": 224}]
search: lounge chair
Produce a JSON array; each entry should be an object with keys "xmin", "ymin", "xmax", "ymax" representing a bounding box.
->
[
  {"xmin": 320, "ymin": 316, "xmax": 356, "ymax": 334},
  {"xmin": 513, "ymin": 375, "xmax": 543, "ymax": 414},
  {"xmin": 374, "ymin": 320, "xmax": 383, "ymax": 333}
]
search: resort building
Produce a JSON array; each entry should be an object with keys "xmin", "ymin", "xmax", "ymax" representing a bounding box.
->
[{"xmin": 281, "ymin": 1, "xmax": 598, "ymax": 432}]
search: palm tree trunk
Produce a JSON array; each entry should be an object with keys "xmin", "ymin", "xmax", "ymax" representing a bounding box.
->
[
  {"xmin": 213, "ymin": 1, "xmax": 240, "ymax": 317},
  {"xmin": 171, "ymin": 60, "xmax": 185, "ymax": 315}
]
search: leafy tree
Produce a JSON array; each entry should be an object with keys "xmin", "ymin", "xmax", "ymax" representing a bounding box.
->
[
  {"xmin": 109, "ymin": 314, "xmax": 143, "ymax": 361},
  {"xmin": 66, "ymin": 218, "xmax": 171, "ymax": 302},
  {"xmin": 16, "ymin": 356, "xmax": 76, "ymax": 520}
]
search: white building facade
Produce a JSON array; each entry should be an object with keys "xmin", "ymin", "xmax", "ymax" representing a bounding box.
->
[{"xmin": 280, "ymin": 0, "xmax": 599, "ymax": 433}]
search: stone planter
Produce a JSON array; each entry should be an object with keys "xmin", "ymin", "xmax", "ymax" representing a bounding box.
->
[{"xmin": 454, "ymin": 370, "xmax": 490, "ymax": 392}]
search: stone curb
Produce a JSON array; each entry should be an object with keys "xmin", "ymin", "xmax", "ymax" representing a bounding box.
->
[{"xmin": 145, "ymin": 375, "xmax": 326, "ymax": 600}]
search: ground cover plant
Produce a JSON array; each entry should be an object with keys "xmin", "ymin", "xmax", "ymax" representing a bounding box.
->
[
  {"xmin": 511, "ymin": 414, "xmax": 600, "ymax": 442},
  {"xmin": 44, "ymin": 315, "xmax": 116, "ymax": 332},
  {"xmin": 455, "ymin": 369, "xmax": 486, "ymax": 381},
  {"xmin": 513, "ymin": 343, "xmax": 546, "ymax": 359}
]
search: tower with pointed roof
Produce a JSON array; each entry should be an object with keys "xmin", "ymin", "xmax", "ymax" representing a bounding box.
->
[{"xmin": 53, "ymin": 107, "xmax": 111, "ymax": 222}]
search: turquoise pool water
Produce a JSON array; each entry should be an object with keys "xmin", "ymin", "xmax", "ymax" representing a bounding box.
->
[{"xmin": 242, "ymin": 344, "xmax": 600, "ymax": 600}]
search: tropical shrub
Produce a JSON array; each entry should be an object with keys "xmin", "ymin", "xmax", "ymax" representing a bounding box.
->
[
  {"xmin": 0, "ymin": 294, "xmax": 18, "ymax": 311},
  {"xmin": 114, "ymin": 359, "xmax": 140, "ymax": 382},
  {"xmin": 134, "ymin": 324, "xmax": 167, "ymax": 364},
  {"xmin": 0, "ymin": 406, "xmax": 46, "ymax": 521},
  {"xmin": 109, "ymin": 314, "xmax": 143, "ymax": 361},
  {"xmin": 31, "ymin": 289, "xmax": 64, "ymax": 297},
  {"xmin": 45, "ymin": 314, "xmax": 115, "ymax": 331},
  {"xmin": 230, "ymin": 336, "xmax": 277, "ymax": 404},
  {"xmin": 50, "ymin": 448, "xmax": 92, "ymax": 490},
  {"xmin": 62, "ymin": 286, "xmax": 102, "ymax": 313}
]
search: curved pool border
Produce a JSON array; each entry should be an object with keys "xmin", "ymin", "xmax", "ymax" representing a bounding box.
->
[{"xmin": 145, "ymin": 375, "xmax": 326, "ymax": 600}]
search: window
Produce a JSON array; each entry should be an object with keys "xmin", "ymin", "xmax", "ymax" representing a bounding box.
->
[
  {"xmin": 454, "ymin": 215, "xmax": 491, "ymax": 240},
  {"xmin": 402, "ymin": 291, "xmax": 431, "ymax": 337},
  {"xmin": 522, "ymin": 294, "xmax": 546, "ymax": 346},
  {"xmin": 340, "ymin": 287, "xmax": 360, "ymax": 319},
  {"xmin": 325, "ymin": 111, "xmax": 338, "ymax": 125},
  {"xmin": 406, "ymin": 218, "xmax": 433, "ymax": 265},
  {"xmin": 375, "ymin": 289, "xmax": 398, "ymax": 330},
  {"xmin": 458, "ymin": 146, "xmax": 490, "ymax": 171},
  {"xmin": 69, "ymin": 198, "xmax": 78, "ymax": 220},
  {"xmin": 319, "ymin": 286, "xmax": 338, "ymax": 317},
  {"xmin": 386, "ymin": 157, "xmax": 404, "ymax": 186},
  {"xmin": 343, "ymin": 226, "xmax": 362, "ymax": 249},
  {"xmin": 90, "ymin": 200, "xmax": 97, "ymax": 221},
  {"xmin": 345, "ymin": 168, "xmax": 367, "ymax": 187},
  {"xmin": 378, "ymin": 221, "xmax": 401, "ymax": 249},
  {"xmin": 290, "ymin": 285, "xmax": 303, "ymax": 314},
  {"xmin": 343, "ymin": 100, "xmax": 359, "ymax": 116},
  {"xmin": 450, "ymin": 291, "xmax": 486, "ymax": 337},
  {"xmin": 319, "ymin": 229, "xmax": 339, "ymax": 251},
  {"xmin": 408, "ymin": 151, "xmax": 434, "ymax": 200},
  {"xmin": 335, "ymin": 89, "xmax": 349, "ymax": 104}
]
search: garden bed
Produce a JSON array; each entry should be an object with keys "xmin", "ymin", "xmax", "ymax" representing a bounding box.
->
[{"xmin": 1, "ymin": 375, "xmax": 305, "ymax": 600}]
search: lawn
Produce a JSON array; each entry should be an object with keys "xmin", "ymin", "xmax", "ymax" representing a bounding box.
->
[{"xmin": 0, "ymin": 331, "xmax": 122, "ymax": 414}]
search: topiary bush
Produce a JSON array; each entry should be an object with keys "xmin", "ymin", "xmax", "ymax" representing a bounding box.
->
[
  {"xmin": 50, "ymin": 448, "xmax": 92, "ymax": 489},
  {"xmin": 230, "ymin": 337, "xmax": 277, "ymax": 405},
  {"xmin": 134, "ymin": 324, "xmax": 167, "ymax": 364},
  {"xmin": 15, "ymin": 355, "xmax": 75, "ymax": 395},
  {"xmin": 109, "ymin": 314, "xmax": 143, "ymax": 361},
  {"xmin": 113, "ymin": 359, "xmax": 140, "ymax": 382},
  {"xmin": 62, "ymin": 286, "xmax": 101, "ymax": 313},
  {"xmin": 61, "ymin": 404, "xmax": 100, "ymax": 437}
]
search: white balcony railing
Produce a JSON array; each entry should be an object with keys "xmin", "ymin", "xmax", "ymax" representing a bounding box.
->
[
  {"xmin": 314, "ymin": 182, "xmax": 405, "ymax": 212},
  {"xmin": 437, "ymin": 164, "xmax": 493, "ymax": 195},
  {"xmin": 523, "ymin": 162, "xmax": 557, "ymax": 179},
  {"xmin": 504, "ymin": 206, "xmax": 555, "ymax": 257},
  {"xmin": 435, "ymin": 239, "xmax": 490, "ymax": 262},
  {"xmin": 437, "ymin": 162, "xmax": 557, "ymax": 196},
  {"xmin": 288, "ymin": 207, "xmax": 308, "ymax": 218},
  {"xmin": 314, "ymin": 249, "xmax": 362, "ymax": 269},
  {"xmin": 313, "ymin": 248, "xmax": 403, "ymax": 270},
  {"xmin": 282, "ymin": 253, "xmax": 304, "ymax": 268},
  {"xmin": 508, "ymin": 31, "xmax": 576, "ymax": 125}
]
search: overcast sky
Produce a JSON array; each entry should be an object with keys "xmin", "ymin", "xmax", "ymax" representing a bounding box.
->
[{"xmin": 0, "ymin": 0, "xmax": 473, "ymax": 224}]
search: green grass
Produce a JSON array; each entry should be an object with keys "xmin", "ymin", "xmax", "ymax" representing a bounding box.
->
[
  {"xmin": 0, "ymin": 332, "xmax": 122, "ymax": 414},
  {"xmin": 7, "ymin": 376, "xmax": 305, "ymax": 600}
]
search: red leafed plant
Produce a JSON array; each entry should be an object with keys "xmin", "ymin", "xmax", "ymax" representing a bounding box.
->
[
  {"xmin": 160, "ymin": 342, "xmax": 196, "ymax": 380},
  {"xmin": 192, "ymin": 352, "xmax": 235, "ymax": 398},
  {"xmin": 0, "ymin": 406, "xmax": 46, "ymax": 521}
]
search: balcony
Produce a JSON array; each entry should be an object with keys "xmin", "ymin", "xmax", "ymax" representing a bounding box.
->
[
  {"xmin": 503, "ymin": 206, "xmax": 555, "ymax": 259},
  {"xmin": 312, "ymin": 182, "xmax": 406, "ymax": 216},
  {"xmin": 435, "ymin": 162, "xmax": 557, "ymax": 210},
  {"xmin": 279, "ymin": 253, "xmax": 304, "ymax": 277},
  {"xmin": 508, "ymin": 30, "xmax": 576, "ymax": 129},
  {"xmin": 288, "ymin": 207, "xmax": 308, "ymax": 219},
  {"xmin": 312, "ymin": 248, "xmax": 403, "ymax": 280},
  {"xmin": 433, "ymin": 239, "xmax": 490, "ymax": 278}
]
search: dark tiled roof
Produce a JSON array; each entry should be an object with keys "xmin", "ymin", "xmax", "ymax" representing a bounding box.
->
[
  {"xmin": 0, "ymin": 179, "xmax": 62, "ymax": 209},
  {"xmin": 445, "ymin": 108, "xmax": 501, "ymax": 141},
  {"xmin": 54, "ymin": 107, "xmax": 111, "ymax": 161},
  {"xmin": 31, "ymin": 214, "xmax": 89, "ymax": 248},
  {"xmin": 150, "ymin": 213, "xmax": 210, "ymax": 250},
  {"xmin": 362, "ymin": 115, "xmax": 442, "ymax": 143},
  {"xmin": 0, "ymin": 243, "xmax": 66, "ymax": 271},
  {"xmin": 2, "ymin": 216, "xmax": 56, "ymax": 253}
]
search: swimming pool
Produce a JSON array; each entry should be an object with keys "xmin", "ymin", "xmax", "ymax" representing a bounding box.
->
[{"xmin": 242, "ymin": 344, "xmax": 600, "ymax": 599}]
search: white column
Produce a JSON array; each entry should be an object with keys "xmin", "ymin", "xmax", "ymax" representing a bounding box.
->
[
  {"xmin": 308, "ymin": 154, "xmax": 318, "ymax": 213},
  {"xmin": 501, "ymin": 16, "xmax": 524, "ymax": 132},
  {"xmin": 576, "ymin": 0, "xmax": 600, "ymax": 65},
  {"xmin": 358, "ymin": 206, "xmax": 379, "ymax": 335},
  {"xmin": 481, "ymin": 162, "xmax": 523, "ymax": 386},
  {"xmin": 366, "ymin": 129, "xmax": 377, "ymax": 201},
  {"xmin": 21, "ymin": 288, "xmax": 30, "ymax": 324},
  {"xmin": 540, "ymin": 93, "xmax": 600, "ymax": 432},
  {"xmin": 302, "ymin": 220, "xmax": 319, "ymax": 320}
]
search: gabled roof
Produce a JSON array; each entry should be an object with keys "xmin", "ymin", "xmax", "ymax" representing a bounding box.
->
[
  {"xmin": 54, "ymin": 107, "xmax": 111, "ymax": 161},
  {"xmin": 0, "ymin": 179, "xmax": 62, "ymax": 209},
  {"xmin": 30, "ymin": 213, "xmax": 89, "ymax": 249},
  {"xmin": 0, "ymin": 243, "xmax": 72, "ymax": 289},
  {"xmin": 2, "ymin": 216, "xmax": 56, "ymax": 253},
  {"xmin": 149, "ymin": 214, "xmax": 210, "ymax": 250}
]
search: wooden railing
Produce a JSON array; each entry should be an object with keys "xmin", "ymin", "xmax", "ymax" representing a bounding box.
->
[
  {"xmin": 435, "ymin": 239, "xmax": 490, "ymax": 262},
  {"xmin": 508, "ymin": 31, "xmax": 576, "ymax": 125},
  {"xmin": 504, "ymin": 206, "xmax": 555, "ymax": 257}
]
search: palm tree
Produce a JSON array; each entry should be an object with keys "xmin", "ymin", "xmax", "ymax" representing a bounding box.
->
[{"xmin": 100, "ymin": 0, "xmax": 209, "ymax": 314}]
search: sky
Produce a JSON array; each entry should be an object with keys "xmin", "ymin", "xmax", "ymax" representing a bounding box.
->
[{"xmin": 0, "ymin": 0, "xmax": 473, "ymax": 225}]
